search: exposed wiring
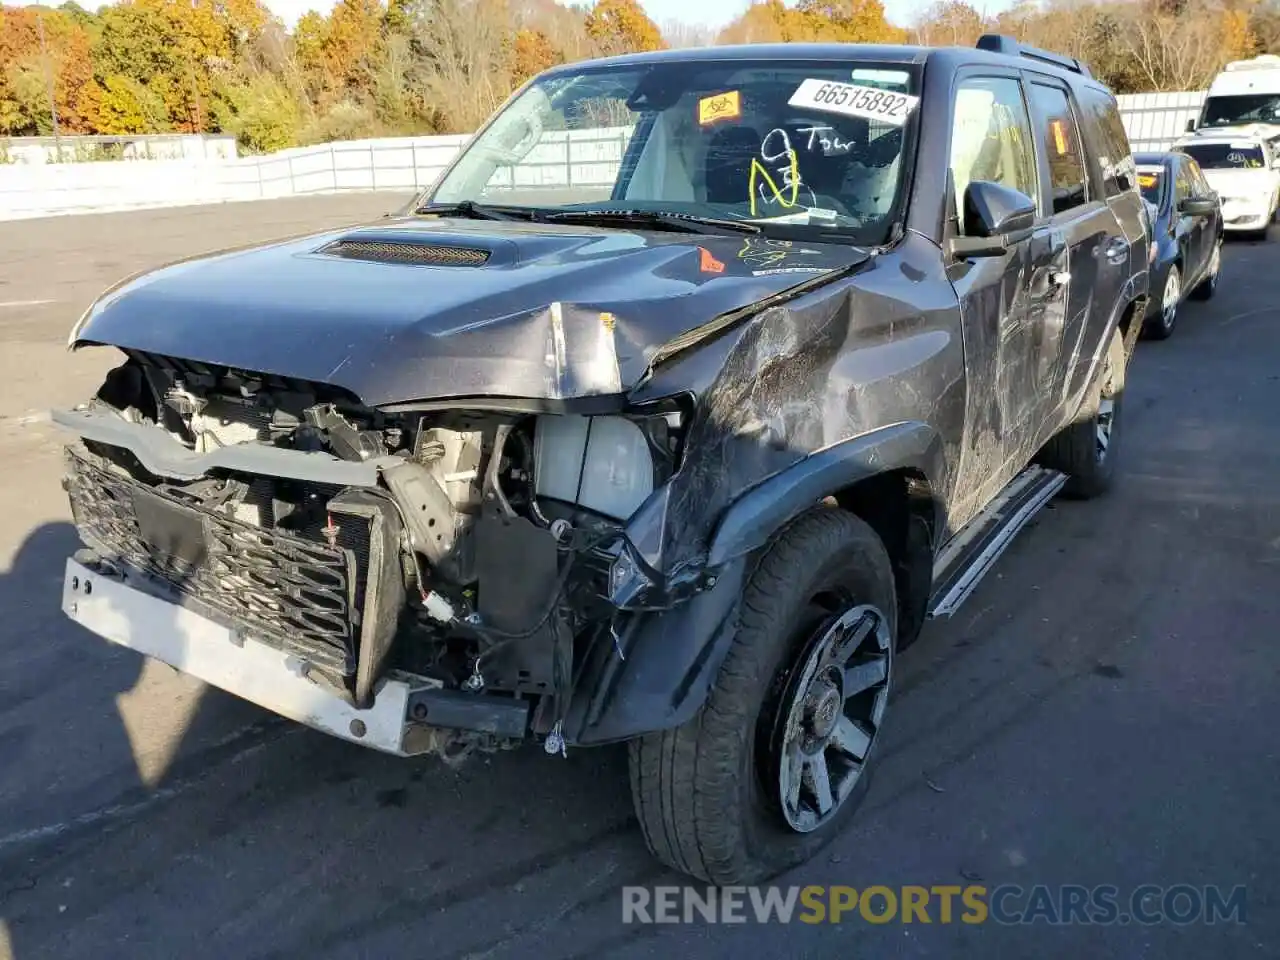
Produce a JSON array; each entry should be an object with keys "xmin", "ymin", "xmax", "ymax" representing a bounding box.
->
[
  {"xmin": 514, "ymin": 428, "xmax": 551, "ymax": 528},
  {"xmin": 468, "ymin": 529, "xmax": 619, "ymax": 670},
  {"xmin": 484, "ymin": 422, "xmax": 518, "ymax": 518}
]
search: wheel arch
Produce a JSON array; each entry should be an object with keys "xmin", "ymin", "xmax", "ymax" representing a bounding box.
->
[{"xmin": 564, "ymin": 423, "xmax": 949, "ymax": 746}]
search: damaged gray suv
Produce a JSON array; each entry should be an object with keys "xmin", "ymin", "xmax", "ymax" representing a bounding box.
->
[{"xmin": 57, "ymin": 36, "xmax": 1148, "ymax": 883}]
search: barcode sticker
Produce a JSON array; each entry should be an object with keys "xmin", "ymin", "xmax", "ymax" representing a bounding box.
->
[{"xmin": 787, "ymin": 79, "xmax": 919, "ymax": 125}]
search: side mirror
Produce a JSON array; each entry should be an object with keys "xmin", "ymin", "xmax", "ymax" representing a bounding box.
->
[
  {"xmin": 1186, "ymin": 118, "xmax": 1197, "ymax": 133},
  {"xmin": 1179, "ymin": 197, "xmax": 1217, "ymax": 216},
  {"xmin": 946, "ymin": 180, "xmax": 1037, "ymax": 258}
]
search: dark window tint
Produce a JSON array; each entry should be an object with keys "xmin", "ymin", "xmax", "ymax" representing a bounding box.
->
[
  {"xmin": 1179, "ymin": 142, "xmax": 1265, "ymax": 170},
  {"xmin": 1078, "ymin": 86, "xmax": 1135, "ymax": 196},
  {"xmin": 1029, "ymin": 83, "xmax": 1088, "ymax": 214},
  {"xmin": 1201, "ymin": 93, "xmax": 1280, "ymax": 129},
  {"xmin": 1136, "ymin": 165, "xmax": 1164, "ymax": 206}
]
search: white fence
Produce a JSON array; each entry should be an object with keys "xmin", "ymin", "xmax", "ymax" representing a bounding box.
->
[
  {"xmin": 1118, "ymin": 91, "xmax": 1205, "ymax": 152},
  {"xmin": 0, "ymin": 93, "xmax": 1204, "ymax": 221},
  {"xmin": 0, "ymin": 133, "xmax": 239, "ymax": 165}
]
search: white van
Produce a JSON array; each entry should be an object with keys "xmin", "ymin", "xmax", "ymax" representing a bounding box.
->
[
  {"xmin": 1189, "ymin": 54, "xmax": 1280, "ymax": 145},
  {"xmin": 1174, "ymin": 133, "xmax": 1280, "ymax": 238}
]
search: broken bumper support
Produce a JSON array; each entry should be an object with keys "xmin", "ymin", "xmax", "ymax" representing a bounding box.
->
[{"xmin": 62, "ymin": 556, "xmax": 531, "ymax": 755}]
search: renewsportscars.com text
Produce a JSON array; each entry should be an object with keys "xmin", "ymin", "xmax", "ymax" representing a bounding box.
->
[{"xmin": 622, "ymin": 884, "xmax": 1248, "ymax": 926}]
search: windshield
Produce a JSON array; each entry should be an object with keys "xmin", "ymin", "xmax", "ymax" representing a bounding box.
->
[
  {"xmin": 1136, "ymin": 166, "xmax": 1165, "ymax": 206},
  {"xmin": 424, "ymin": 58, "xmax": 922, "ymax": 243},
  {"xmin": 1201, "ymin": 93, "xmax": 1280, "ymax": 128},
  {"xmin": 1179, "ymin": 142, "xmax": 1266, "ymax": 170}
]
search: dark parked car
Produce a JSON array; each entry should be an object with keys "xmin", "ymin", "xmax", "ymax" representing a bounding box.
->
[
  {"xmin": 1135, "ymin": 151, "xmax": 1224, "ymax": 339},
  {"xmin": 56, "ymin": 36, "xmax": 1148, "ymax": 884}
]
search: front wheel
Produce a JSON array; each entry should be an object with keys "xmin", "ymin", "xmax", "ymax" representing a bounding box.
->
[{"xmin": 628, "ymin": 508, "xmax": 896, "ymax": 885}]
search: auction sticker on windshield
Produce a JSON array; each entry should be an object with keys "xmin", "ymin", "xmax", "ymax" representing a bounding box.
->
[
  {"xmin": 699, "ymin": 90, "xmax": 742, "ymax": 126},
  {"xmin": 788, "ymin": 79, "xmax": 919, "ymax": 125}
]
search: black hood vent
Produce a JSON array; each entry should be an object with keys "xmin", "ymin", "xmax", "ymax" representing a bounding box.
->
[{"xmin": 320, "ymin": 239, "xmax": 490, "ymax": 266}]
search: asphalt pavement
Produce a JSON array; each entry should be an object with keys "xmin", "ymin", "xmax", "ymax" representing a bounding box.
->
[{"xmin": 1, "ymin": 196, "xmax": 1277, "ymax": 959}]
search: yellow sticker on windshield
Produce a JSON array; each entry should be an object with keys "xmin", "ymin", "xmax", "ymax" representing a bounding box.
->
[
  {"xmin": 1138, "ymin": 173, "xmax": 1158, "ymax": 188},
  {"xmin": 699, "ymin": 90, "xmax": 741, "ymax": 126}
]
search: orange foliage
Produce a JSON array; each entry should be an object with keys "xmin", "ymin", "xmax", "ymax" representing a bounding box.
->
[
  {"xmin": 586, "ymin": 0, "xmax": 665, "ymax": 57},
  {"xmin": 718, "ymin": 0, "xmax": 904, "ymax": 45},
  {"xmin": 0, "ymin": 6, "xmax": 96, "ymax": 134},
  {"xmin": 513, "ymin": 28, "xmax": 563, "ymax": 85}
]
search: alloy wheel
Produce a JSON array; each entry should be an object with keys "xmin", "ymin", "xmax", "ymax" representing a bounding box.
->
[
  {"xmin": 771, "ymin": 603, "xmax": 892, "ymax": 833},
  {"xmin": 1161, "ymin": 266, "xmax": 1181, "ymax": 332}
]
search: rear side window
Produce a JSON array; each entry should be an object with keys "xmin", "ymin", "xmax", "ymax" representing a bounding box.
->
[
  {"xmin": 948, "ymin": 76, "xmax": 1039, "ymax": 232},
  {"xmin": 1078, "ymin": 86, "xmax": 1136, "ymax": 197},
  {"xmin": 1028, "ymin": 83, "xmax": 1089, "ymax": 214},
  {"xmin": 1136, "ymin": 163, "xmax": 1165, "ymax": 207}
]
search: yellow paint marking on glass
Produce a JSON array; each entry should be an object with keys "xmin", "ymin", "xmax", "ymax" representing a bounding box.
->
[{"xmin": 749, "ymin": 151, "xmax": 800, "ymax": 217}]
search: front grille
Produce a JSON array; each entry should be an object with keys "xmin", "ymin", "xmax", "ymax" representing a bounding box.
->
[
  {"xmin": 320, "ymin": 239, "xmax": 490, "ymax": 266},
  {"xmin": 64, "ymin": 448, "xmax": 360, "ymax": 686}
]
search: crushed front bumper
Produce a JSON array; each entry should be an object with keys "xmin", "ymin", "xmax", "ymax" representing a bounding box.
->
[
  {"xmin": 63, "ymin": 556, "xmax": 418, "ymax": 754},
  {"xmin": 61, "ymin": 557, "xmax": 532, "ymax": 755}
]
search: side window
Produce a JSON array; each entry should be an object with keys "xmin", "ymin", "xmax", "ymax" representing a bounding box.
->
[
  {"xmin": 949, "ymin": 76, "xmax": 1039, "ymax": 232},
  {"xmin": 1028, "ymin": 83, "xmax": 1089, "ymax": 215},
  {"xmin": 1078, "ymin": 86, "xmax": 1135, "ymax": 197},
  {"xmin": 1188, "ymin": 160, "xmax": 1212, "ymax": 196},
  {"xmin": 1174, "ymin": 161, "xmax": 1193, "ymax": 204}
]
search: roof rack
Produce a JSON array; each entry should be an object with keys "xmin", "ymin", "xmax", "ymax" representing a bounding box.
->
[{"xmin": 975, "ymin": 34, "xmax": 1094, "ymax": 80}]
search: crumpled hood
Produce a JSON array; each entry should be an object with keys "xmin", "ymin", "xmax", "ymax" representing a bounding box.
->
[{"xmin": 72, "ymin": 216, "xmax": 870, "ymax": 408}]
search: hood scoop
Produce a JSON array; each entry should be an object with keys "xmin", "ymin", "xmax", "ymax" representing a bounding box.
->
[{"xmin": 319, "ymin": 237, "xmax": 491, "ymax": 267}]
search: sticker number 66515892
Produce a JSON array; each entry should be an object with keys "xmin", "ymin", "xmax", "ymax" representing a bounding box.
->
[{"xmin": 787, "ymin": 79, "xmax": 920, "ymax": 125}]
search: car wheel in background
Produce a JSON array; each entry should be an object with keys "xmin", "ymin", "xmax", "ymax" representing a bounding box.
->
[
  {"xmin": 1145, "ymin": 264, "xmax": 1181, "ymax": 340},
  {"xmin": 1190, "ymin": 242, "xmax": 1220, "ymax": 301}
]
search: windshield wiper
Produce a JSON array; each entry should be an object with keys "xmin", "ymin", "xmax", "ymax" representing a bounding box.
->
[
  {"xmin": 416, "ymin": 200, "xmax": 542, "ymax": 222},
  {"xmin": 543, "ymin": 209, "xmax": 761, "ymax": 235}
]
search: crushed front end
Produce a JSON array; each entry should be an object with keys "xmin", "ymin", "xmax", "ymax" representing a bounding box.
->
[{"xmin": 58, "ymin": 350, "xmax": 690, "ymax": 759}]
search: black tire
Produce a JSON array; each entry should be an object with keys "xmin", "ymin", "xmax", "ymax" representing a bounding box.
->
[
  {"xmin": 628, "ymin": 507, "xmax": 897, "ymax": 885},
  {"xmin": 1037, "ymin": 327, "xmax": 1126, "ymax": 499},
  {"xmin": 1189, "ymin": 242, "xmax": 1220, "ymax": 301},
  {"xmin": 1143, "ymin": 263, "xmax": 1180, "ymax": 340}
]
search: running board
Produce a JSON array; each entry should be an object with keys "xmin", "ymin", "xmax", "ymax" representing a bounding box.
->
[{"xmin": 927, "ymin": 466, "xmax": 1067, "ymax": 618}]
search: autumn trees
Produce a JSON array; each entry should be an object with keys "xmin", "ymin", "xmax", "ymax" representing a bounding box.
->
[
  {"xmin": 4, "ymin": 0, "xmax": 1280, "ymax": 152},
  {"xmin": 909, "ymin": 0, "xmax": 1271, "ymax": 94}
]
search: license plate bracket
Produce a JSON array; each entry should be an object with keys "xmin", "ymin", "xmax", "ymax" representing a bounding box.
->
[{"xmin": 132, "ymin": 488, "xmax": 208, "ymax": 569}]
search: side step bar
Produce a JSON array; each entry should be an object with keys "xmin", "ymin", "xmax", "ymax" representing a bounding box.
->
[{"xmin": 927, "ymin": 465, "xmax": 1067, "ymax": 618}]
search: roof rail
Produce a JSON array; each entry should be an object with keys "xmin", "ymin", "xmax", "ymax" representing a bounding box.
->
[{"xmin": 975, "ymin": 34, "xmax": 1094, "ymax": 80}]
